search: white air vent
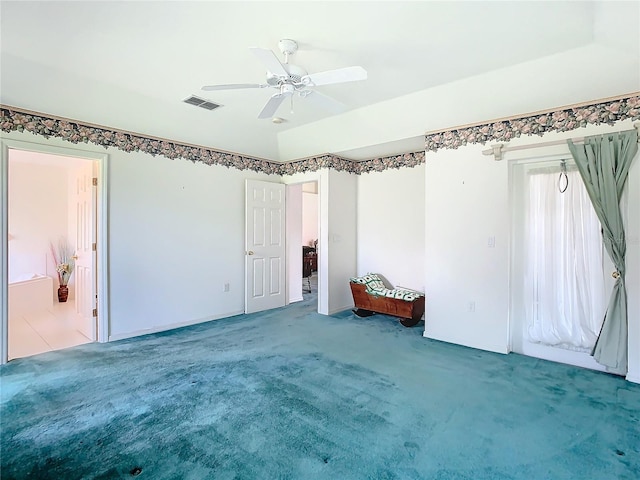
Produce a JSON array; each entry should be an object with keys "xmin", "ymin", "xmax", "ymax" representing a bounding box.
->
[{"xmin": 183, "ymin": 95, "xmax": 221, "ymax": 111}]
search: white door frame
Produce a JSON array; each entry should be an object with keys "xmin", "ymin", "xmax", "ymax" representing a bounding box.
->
[
  {"xmin": 283, "ymin": 172, "xmax": 329, "ymax": 315},
  {"xmin": 245, "ymin": 179, "xmax": 287, "ymax": 314},
  {"xmin": 72, "ymin": 159, "xmax": 98, "ymax": 340},
  {"xmin": 508, "ymin": 155, "xmax": 608, "ymax": 373},
  {"xmin": 285, "ymin": 181, "xmax": 319, "ymax": 304},
  {"xmin": 0, "ymin": 137, "xmax": 110, "ymax": 364}
]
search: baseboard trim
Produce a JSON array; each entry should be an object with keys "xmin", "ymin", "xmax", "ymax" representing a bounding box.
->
[
  {"xmin": 108, "ymin": 310, "xmax": 244, "ymax": 342},
  {"xmin": 626, "ymin": 373, "xmax": 640, "ymax": 384},
  {"xmin": 423, "ymin": 331, "xmax": 509, "ymax": 355},
  {"xmin": 329, "ymin": 305, "xmax": 353, "ymax": 315}
]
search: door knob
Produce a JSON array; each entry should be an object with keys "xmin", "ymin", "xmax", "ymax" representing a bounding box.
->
[
  {"xmin": 247, "ymin": 251, "xmax": 254, "ymax": 255},
  {"xmin": 72, "ymin": 255, "xmax": 79, "ymax": 260}
]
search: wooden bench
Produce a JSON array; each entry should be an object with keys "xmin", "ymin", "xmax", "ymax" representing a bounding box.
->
[{"xmin": 350, "ymin": 274, "xmax": 425, "ymax": 327}]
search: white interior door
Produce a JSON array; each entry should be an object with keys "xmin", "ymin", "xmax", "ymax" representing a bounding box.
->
[
  {"xmin": 73, "ymin": 162, "xmax": 97, "ymax": 340},
  {"xmin": 245, "ymin": 179, "xmax": 286, "ymax": 314}
]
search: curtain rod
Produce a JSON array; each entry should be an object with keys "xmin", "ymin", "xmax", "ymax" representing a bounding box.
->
[{"xmin": 482, "ymin": 122, "xmax": 640, "ymax": 161}]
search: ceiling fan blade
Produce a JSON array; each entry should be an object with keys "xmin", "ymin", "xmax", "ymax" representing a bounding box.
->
[
  {"xmin": 257, "ymin": 93, "xmax": 289, "ymax": 119},
  {"xmin": 202, "ymin": 83, "xmax": 266, "ymax": 91},
  {"xmin": 302, "ymin": 66, "xmax": 367, "ymax": 87},
  {"xmin": 249, "ymin": 47, "xmax": 289, "ymax": 77},
  {"xmin": 304, "ymin": 90, "xmax": 346, "ymax": 115}
]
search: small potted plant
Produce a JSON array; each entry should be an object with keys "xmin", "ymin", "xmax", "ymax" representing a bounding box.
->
[{"xmin": 50, "ymin": 238, "xmax": 75, "ymax": 302}]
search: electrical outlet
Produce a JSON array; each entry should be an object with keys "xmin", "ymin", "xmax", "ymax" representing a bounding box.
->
[
  {"xmin": 468, "ymin": 301, "xmax": 476, "ymax": 312},
  {"xmin": 487, "ymin": 236, "xmax": 496, "ymax": 248},
  {"xmin": 223, "ymin": 283, "xmax": 230, "ymax": 292}
]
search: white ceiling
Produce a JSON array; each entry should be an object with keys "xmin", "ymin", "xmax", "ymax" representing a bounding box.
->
[{"xmin": 1, "ymin": 1, "xmax": 639, "ymax": 162}]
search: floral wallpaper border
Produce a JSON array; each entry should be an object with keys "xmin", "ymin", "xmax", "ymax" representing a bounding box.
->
[
  {"xmin": 0, "ymin": 107, "xmax": 287, "ymax": 174},
  {"xmin": 0, "ymin": 105, "xmax": 426, "ymax": 175},
  {"xmin": 279, "ymin": 151, "xmax": 426, "ymax": 175},
  {"xmin": 1, "ymin": 93, "xmax": 638, "ymax": 175},
  {"xmin": 353, "ymin": 151, "xmax": 426, "ymax": 174},
  {"xmin": 425, "ymin": 94, "xmax": 640, "ymax": 152}
]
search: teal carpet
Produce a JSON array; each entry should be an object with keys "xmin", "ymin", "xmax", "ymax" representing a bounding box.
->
[{"xmin": 1, "ymin": 296, "xmax": 639, "ymax": 479}]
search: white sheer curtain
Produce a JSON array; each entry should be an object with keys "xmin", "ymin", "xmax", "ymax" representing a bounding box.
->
[{"xmin": 524, "ymin": 167, "xmax": 607, "ymax": 352}]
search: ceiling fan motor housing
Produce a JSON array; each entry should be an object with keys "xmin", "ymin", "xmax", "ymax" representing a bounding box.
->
[{"xmin": 266, "ymin": 63, "xmax": 308, "ymax": 87}]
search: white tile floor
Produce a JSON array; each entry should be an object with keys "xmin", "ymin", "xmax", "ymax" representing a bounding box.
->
[{"xmin": 8, "ymin": 302, "xmax": 92, "ymax": 360}]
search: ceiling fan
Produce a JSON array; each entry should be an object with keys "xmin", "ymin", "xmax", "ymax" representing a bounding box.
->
[{"xmin": 202, "ymin": 39, "xmax": 367, "ymax": 119}]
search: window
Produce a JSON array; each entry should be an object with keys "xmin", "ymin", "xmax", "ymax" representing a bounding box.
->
[{"xmin": 524, "ymin": 166, "xmax": 607, "ymax": 351}]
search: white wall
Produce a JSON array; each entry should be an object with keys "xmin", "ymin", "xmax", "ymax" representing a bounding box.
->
[
  {"xmin": 423, "ymin": 119, "xmax": 640, "ymax": 383},
  {"xmin": 302, "ymin": 191, "xmax": 318, "ymax": 247},
  {"xmin": 4, "ymin": 119, "xmax": 638, "ymax": 382},
  {"xmin": 286, "ymin": 183, "xmax": 303, "ymax": 304},
  {"xmin": 107, "ymin": 149, "xmax": 275, "ymax": 339},
  {"xmin": 283, "ymin": 169, "xmax": 357, "ymax": 315},
  {"xmin": 8, "ymin": 160, "xmax": 68, "ymax": 285},
  {"xmin": 326, "ymin": 169, "xmax": 357, "ymax": 313},
  {"xmin": 357, "ymin": 164, "xmax": 425, "ymax": 291},
  {"xmin": 424, "ymin": 146, "xmax": 510, "ymax": 353},
  {"xmin": 2, "ymin": 130, "xmax": 278, "ymax": 342}
]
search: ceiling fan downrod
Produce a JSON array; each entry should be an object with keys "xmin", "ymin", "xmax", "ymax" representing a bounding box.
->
[{"xmin": 278, "ymin": 39, "xmax": 298, "ymax": 65}]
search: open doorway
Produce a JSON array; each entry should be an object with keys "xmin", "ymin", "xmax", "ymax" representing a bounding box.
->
[
  {"xmin": 286, "ymin": 180, "xmax": 319, "ymax": 310},
  {"xmin": 7, "ymin": 149, "xmax": 97, "ymax": 360},
  {"xmin": 301, "ymin": 182, "xmax": 318, "ymax": 301}
]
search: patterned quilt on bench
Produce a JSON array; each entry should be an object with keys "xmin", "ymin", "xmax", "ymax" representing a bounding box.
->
[{"xmin": 349, "ymin": 273, "xmax": 423, "ymax": 302}]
